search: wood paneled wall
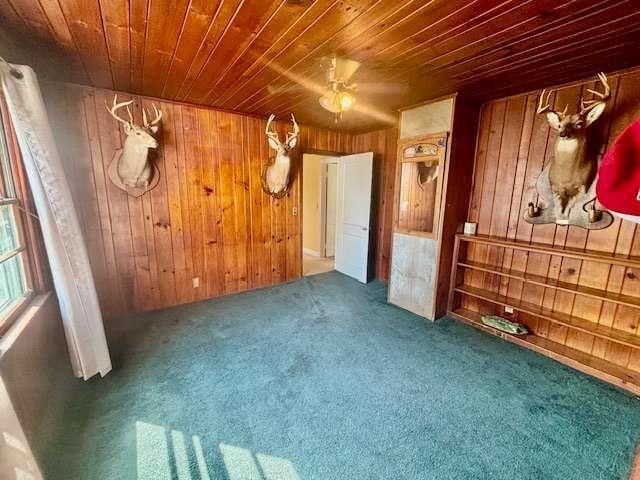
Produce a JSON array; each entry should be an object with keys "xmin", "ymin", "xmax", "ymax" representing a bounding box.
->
[
  {"xmin": 464, "ymin": 68, "xmax": 640, "ymax": 371},
  {"xmin": 44, "ymin": 82, "xmax": 396, "ymax": 320}
]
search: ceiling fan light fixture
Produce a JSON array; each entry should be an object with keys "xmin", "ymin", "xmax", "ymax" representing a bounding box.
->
[
  {"xmin": 338, "ymin": 91, "xmax": 355, "ymax": 111},
  {"xmin": 319, "ymin": 89, "xmax": 355, "ymax": 115},
  {"xmin": 319, "ymin": 92, "xmax": 339, "ymax": 113},
  {"xmin": 316, "ymin": 55, "xmax": 363, "ymax": 121}
]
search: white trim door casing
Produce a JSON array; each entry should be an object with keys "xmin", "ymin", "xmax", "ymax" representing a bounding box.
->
[{"xmin": 324, "ymin": 162, "xmax": 338, "ymax": 257}]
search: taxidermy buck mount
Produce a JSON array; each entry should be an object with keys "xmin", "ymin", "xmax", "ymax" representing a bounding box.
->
[
  {"xmin": 263, "ymin": 113, "xmax": 299, "ymax": 198},
  {"xmin": 524, "ymin": 72, "xmax": 613, "ymax": 230},
  {"xmin": 106, "ymin": 95, "xmax": 163, "ymax": 197},
  {"xmin": 417, "ymin": 161, "xmax": 438, "ymax": 188}
]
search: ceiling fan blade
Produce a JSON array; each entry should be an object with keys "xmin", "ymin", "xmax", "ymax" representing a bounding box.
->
[
  {"xmin": 267, "ymin": 83, "xmax": 307, "ymax": 95},
  {"xmin": 319, "ymin": 93, "xmax": 340, "ymax": 113},
  {"xmin": 333, "ymin": 57, "xmax": 361, "ymax": 81},
  {"xmin": 353, "ymin": 82, "xmax": 409, "ymax": 94},
  {"xmin": 318, "ymin": 55, "xmax": 361, "ymax": 81}
]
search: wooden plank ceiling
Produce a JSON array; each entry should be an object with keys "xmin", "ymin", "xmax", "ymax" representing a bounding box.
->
[{"xmin": 1, "ymin": 0, "xmax": 639, "ymax": 131}]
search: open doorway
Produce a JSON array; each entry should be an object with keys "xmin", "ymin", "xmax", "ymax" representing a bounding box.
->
[
  {"xmin": 302, "ymin": 153, "xmax": 339, "ymax": 276},
  {"xmin": 302, "ymin": 151, "xmax": 375, "ymax": 282}
]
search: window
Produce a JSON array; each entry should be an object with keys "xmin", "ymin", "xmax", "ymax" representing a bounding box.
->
[{"xmin": 0, "ymin": 96, "xmax": 43, "ymax": 332}]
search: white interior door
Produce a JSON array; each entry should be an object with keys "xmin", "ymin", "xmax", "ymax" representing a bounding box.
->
[
  {"xmin": 335, "ymin": 152, "xmax": 374, "ymax": 283},
  {"xmin": 324, "ymin": 162, "xmax": 338, "ymax": 257}
]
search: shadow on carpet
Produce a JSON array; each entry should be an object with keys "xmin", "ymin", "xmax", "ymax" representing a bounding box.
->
[{"xmin": 37, "ymin": 271, "xmax": 640, "ymax": 479}]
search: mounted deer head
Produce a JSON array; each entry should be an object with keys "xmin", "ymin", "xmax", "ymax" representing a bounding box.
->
[
  {"xmin": 106, "ymin": 95, "xmax": 163, "ymax": 196},
  {"xmin": 525, "ymin": 72, "xmax": 613, "ymax": 229},
  {"xmin": 538, "ymin": 72, "xmax": 610, "ymax": 140},
  {"xmin": 262, "ymin": 113, "xmax": 299, "ymax": 198}
]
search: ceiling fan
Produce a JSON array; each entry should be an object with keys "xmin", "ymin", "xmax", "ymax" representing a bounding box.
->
[
  {"xmin": 266, "ymin": 54, "xmax": 407, "ymax": 124},
  {"xmin": 318, "ymin": 55, "xmax": 360, "ymax": 123}
]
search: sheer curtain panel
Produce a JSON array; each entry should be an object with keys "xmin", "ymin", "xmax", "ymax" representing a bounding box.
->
[{"xmin": 0, "ymin": 61, "xmax": 111, "ymax": 379}]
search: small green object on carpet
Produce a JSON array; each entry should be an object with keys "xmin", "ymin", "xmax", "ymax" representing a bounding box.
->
[
  {"xmin": 481, "ymin": 314, "xmax": 529, "ymax": 335},
  {"xmin": 35, "ymin": 272, "xmax": 640, "ymax": 479}
]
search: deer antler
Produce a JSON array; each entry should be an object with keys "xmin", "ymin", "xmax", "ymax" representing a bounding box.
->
[
  {"xmin": 106, "ymin": 94, "xmax": 134, "ymax": 126},
  {"xmin": 537, "ymin": 88, "xmax": 568, "ymax": 119},
  {"xmin": 142, "ymin": 103, "xmax": 162, "ymax": 129},
  {"xmin": 537, "ymin": 89, "xmax": 553, "ymax": 114},
  {"xmin": 265, "ymin": 114, "xmax": 281, "ymax": 146},
  {"xmin": 285, "ymin": 114, "xmax": 299, "ymax": 145},
  {"xmin": 580, "ymin": 72, "xmax": 610, "ymax": 116}
]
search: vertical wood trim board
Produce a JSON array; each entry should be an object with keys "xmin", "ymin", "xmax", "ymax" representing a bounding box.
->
[
  {"xmin": 43, "ymin": 82, "xmax": 397, "ymax": 320},
  {"xmin": 463, "ymin": 69, "xmax": 640, "ymax": 373}
]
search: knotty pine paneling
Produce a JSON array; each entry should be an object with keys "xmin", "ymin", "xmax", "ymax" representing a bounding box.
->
[
  {"xmin": 4, "ymin": 1, "xmax": 640, "ymax": 131},
  {"xmin": 463, "ymin": 68, "xmax": 640, "ymax": 372},
  {"xmin": 43, "ymin": 82, "xmax": 396, "ymax": 320}
]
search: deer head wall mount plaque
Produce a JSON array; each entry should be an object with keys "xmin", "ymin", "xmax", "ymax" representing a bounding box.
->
[
  {"xmin": 106, "ymin": 95, "xmax": 163, "ymax": 197},
  {"xmin": 524, "ymin": 73, "xmax": 613, "ymax": 230},
  {"xmin": 262, "ymin": 114, "xmax": 299, "ymax": 198}
]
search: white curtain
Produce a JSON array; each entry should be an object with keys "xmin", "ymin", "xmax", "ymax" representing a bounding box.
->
[{"xmin": 0, "ymin": 61, "xmax": 111, "ymax": 380}]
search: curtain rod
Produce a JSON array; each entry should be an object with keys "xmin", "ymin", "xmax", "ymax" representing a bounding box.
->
[{"xmin": 0, "ymin": 57, "xmax": 23, "ymax": 79}]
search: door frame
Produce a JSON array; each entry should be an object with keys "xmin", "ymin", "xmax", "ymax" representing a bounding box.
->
[
  {"xmin": 319, "ymin": 158, "xmax": 339, "ymax": 258},
  {"xmin": 300, "ymin": 149, "xmax": 346, "ymax": 278}
]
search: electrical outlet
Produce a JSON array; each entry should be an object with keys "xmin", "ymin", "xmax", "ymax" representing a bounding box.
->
[
  {"xmin": 192, "ymin": 277, "xmax": 200, "ymax": 288},
  {"xmin": 292, "ymin": 206, "xmax": 298, "ymax": 216},
  {"xmin": 504, "ymin": 306, "xmax": 514, "ymax": 314}
]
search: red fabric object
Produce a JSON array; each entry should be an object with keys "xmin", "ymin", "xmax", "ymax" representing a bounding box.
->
[{"xmin": 597, "ymin": 117, "xmax": 640, "ymax": 218}]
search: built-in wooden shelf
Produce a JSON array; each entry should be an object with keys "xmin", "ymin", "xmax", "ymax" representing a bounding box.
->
[
  {"xmin": 457, "ymin": 233, "xmax": 640, "ymax": 269},
  {"xmin": 458, "ymin": 260, "xmax": 640, "ymax": 310},
  {"xmin": 448, "ymin": 233, "xmax": 640, "ymax": 395},
  {"xmin": 449, "ymin": 308, "xmax": 640, "ymax": 395},
  {"xmin": 455, "ymin": 284, "xmax": 640, "ymax": 349}
]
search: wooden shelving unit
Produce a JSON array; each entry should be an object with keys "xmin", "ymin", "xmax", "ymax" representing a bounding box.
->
[
  {"xmin": 449, "ymin": 308, "xmax": 640, "ymax": 392},
  {"xmin": 454, "ymin": 284, "xmax": 640, "ymax": 349},
  {"xmin": 447, "ymin": 234, "xmax": 640, "ymax": 395},
  {"xmin": 458, "ymin": 260, "xmax": 640, "ymax": 310},
  {"xmin": 457, "ymin": 234, "xmax": 640, "ymax": 268}
]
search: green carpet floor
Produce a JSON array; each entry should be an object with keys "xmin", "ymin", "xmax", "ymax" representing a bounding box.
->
[{"xmin": 37, "ymin": 272, "xmax": 640, "ymax": 479}]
